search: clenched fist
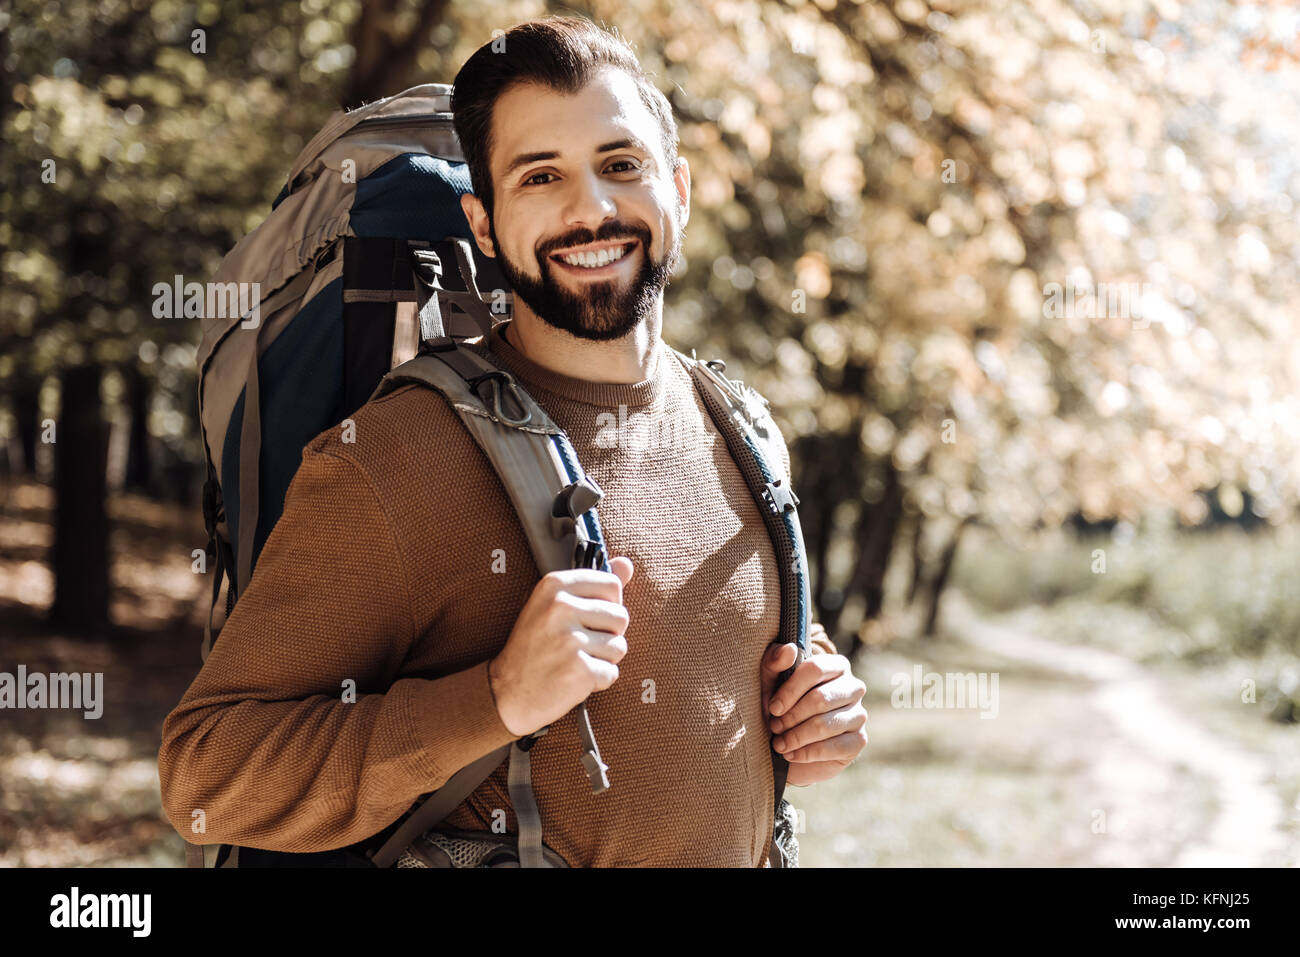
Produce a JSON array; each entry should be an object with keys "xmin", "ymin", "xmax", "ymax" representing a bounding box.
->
[{"xmin": 488, "ymin": 556, "xmax": 635, "ymax": 737}]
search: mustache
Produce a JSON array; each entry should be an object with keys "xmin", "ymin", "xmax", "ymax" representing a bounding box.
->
[{"xmin": 539, "ymin": 225, "xmax": 649, "ymax": 257}]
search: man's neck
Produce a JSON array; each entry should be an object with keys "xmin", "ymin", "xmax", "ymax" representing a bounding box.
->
[{"xmin": 505, "ymin": 313, "xmax": 662, "ymax": 384}]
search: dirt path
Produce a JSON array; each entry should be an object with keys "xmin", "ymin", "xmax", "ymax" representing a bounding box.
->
[{"xmin": 946, "ymin": 592, "xmax": 1290, "ymax": 867}]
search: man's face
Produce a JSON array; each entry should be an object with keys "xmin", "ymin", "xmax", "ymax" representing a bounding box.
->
[{"xmin": 462, "ymin": 66, "xmax": 690, "ymax": 342}]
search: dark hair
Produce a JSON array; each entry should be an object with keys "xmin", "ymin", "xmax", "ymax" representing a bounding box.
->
[{"xmin": 451, "ymin": 15, "xmax": 679, "ymax": 222}]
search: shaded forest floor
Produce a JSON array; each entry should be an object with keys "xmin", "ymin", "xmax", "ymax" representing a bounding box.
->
[
  {"xmin": 0, "ymin": 481, "xmax": 205, "ymax": 866},
  {"xmin": 2, "ymin": 480, "xmax": 1297, "ymax": 866}
]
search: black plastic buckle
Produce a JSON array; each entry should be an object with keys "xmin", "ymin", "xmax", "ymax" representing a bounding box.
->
[
  {"xmin": 518, "ymin": 725, "xmax": 549, "ymax": 752},
  {"xmin": 201, "ymin": 475, "xmax": 223, "ymax": 536},
  {"xmin": 421, "ymin": 335, "xmax": 457, "ymax": 353},
  {"xmin": 572, "ymin": 539, "xmax": 605, "ymax": 570},
  {"xmin": 551, "ymin": 477, "xmax": 605, "ymax": 542}
]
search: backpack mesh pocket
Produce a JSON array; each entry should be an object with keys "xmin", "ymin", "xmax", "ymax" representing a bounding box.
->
[
  {"xmin": 393, "ymin": 827, "xmax": 567, "ymax": 868},
  {"xmin": 773, "ymin": 798, "xmax": 801, "ymax": 868}
]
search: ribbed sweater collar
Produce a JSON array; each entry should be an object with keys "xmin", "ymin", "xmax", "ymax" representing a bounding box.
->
[{"xmin": 485, "ymin": 320, "xmax": 668, "ymax": 409}]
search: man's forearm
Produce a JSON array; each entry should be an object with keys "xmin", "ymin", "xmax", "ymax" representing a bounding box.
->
[
  {"xmin": 157, "ymin": 444, "xmax": 518, "ymax": 853},
  {"xmin": 158, "ymin": 660, "xmax": 517, "ymax": 852}
]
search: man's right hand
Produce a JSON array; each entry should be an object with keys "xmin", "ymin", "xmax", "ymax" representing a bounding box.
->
[{"xmin": 488, "ymin": 556, "xmax": 634, "ymax": 737}]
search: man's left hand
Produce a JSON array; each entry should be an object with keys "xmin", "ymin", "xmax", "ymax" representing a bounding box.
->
[{"xmin": 760, "ymin": 643, "xmax": 868, "ymax": 787}]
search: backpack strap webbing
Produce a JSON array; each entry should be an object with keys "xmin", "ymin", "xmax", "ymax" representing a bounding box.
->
[
  {"xmin": 409, "ymin": 237, "xmax": 497, "ymax": 342},
  {"xmin": 364, "ymin": 345, "xmax": 613, "ymax": 868},
  {"xmin": 367, "ymin": 743, "xmax": 510, "ymax": 868},
  {"xmin": 669, "ymin": 347, "xmax": 812, "ymax": 867}
]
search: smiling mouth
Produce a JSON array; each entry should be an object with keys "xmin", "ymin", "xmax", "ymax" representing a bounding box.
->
[{"xmin": 549, "ymin": 240, "xmax": 639, "ymax": 272}]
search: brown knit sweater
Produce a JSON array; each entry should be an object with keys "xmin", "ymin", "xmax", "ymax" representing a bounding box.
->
[{"xmin": 159, "ymin": 320, "xmax": 834, "ymax": 867}]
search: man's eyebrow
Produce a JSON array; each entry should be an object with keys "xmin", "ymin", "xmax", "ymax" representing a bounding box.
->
[{"xmin": 502, "ymin": 137, "xmax": 653, "ymax": 178}]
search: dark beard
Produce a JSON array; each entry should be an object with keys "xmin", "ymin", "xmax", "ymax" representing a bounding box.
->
[{"xmin": 488, "ymin": 213, "xmax": 682, "ymax": 343}]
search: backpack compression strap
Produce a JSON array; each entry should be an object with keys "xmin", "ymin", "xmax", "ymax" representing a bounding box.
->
[
  {"xmin": 409, "ymin": 237, "xmax": 496, "ymax": 342},
  {"xmin": 365, "ymin": 343, "xmax": 613, "ymax": 868},
  {"xmin": 669, "ymin": 347, "xmax": 812, "ymax": 867}
]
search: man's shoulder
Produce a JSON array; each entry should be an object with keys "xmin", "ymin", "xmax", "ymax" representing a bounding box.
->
[{"xmin": 302, "ymin": 380, "xmax": 486, "ymax": 490}]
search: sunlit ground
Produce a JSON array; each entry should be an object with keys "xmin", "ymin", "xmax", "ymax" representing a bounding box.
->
[{"xmin": 796, "ymin": 528, "xmax": 1300, "ymax": 868}]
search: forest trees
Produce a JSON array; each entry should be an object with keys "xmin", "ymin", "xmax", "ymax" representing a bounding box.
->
[{"xmin": 4, "ymin": 0, "xmax": 1297, "ymax": 650}]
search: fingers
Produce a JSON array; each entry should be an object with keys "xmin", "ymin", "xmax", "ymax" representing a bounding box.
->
[
  {"xmin": 767, "ymin": 653, "xmax": 850, "ymax": 719},
  {"xmin": 780, "ymin": 722, "xmax": 869, "ymax": 765},
  {"xmin": 759, "ymin": 643, "xmax": 798, "ymax": 709},
  {"xmin": 784, "ymin": 757, "xmax": 854, "ymax": 788},
  {"xmin": 773, "ymin": 698, "xmax": 867, "ymax": 755},
  {"xmin": 575, "ymin": 626, "xmax": 628, "ymax": 663},
  {"xmin": 543, "ymin": 566, "xmax": 627, "ymax": 604},
  {"xmin": 608, "ymin": 555, "xmax": 634, "ymax": 586},
  {"xmin": 577, "ymin": 649, "xmax": 620, "ymax": 691},
  {"xmin": 770, "ymin": 670, "xmax": 865, "ymax": 733},
  {"xmin": 762, "ymin": 642, "xmax": 799, "ymax": 676},
  {"xmin": 559, "ymin": 593, "xmax": 630, "ymax": 638}
]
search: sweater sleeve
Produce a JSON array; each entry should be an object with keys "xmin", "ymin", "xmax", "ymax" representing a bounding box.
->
[
  {"xmin": 157, "ymin": 443, "xmax": 518, "ymax": 853},
  {"xmin": 809, "ymin": 620, "xmax": 837, "ymax": 656}
]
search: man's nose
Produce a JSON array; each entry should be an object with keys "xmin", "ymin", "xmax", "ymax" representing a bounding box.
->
[{"xmin": 561, "ymin": 167, "xmax": 618, "ymax": 232}]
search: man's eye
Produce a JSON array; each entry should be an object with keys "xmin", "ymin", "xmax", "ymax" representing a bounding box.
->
[{"xmin": 523, "ymin": 161, "xmax": 642, "ymax": 186}]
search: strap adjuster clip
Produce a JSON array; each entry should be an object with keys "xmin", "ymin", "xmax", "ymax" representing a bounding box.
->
[
  {"xmin": 581, "ymin": 748, "xmax": 611, "ymax": 792},
  {"xmin": 550, "ymin": 476, "xmax": 604, "ymax": 540},
  {"xmin": 420, "ymin": 335, "xmax": 457, "ymax": 353},
  {"xmin": 762, "ymin": 478, "xmax": 800, "ymax": 515}
]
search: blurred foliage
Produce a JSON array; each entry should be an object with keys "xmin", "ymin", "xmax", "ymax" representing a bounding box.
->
[
  {"xmin": 1, "ymin": 0, "xmax": 370, "ymax": 468},
  {"xmin": 623, "ymin": 0, "xmax": 1300, "ymax": 536},
  {"xmin": 3, "ymin": 0, "xmax": 1299, "ymax": 645},
  {"xmin": 955, "ymin": 521, "xmax": 1300, "ymax": 659}
]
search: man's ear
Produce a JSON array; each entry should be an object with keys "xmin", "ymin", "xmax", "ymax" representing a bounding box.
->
[
  {"xmin": 672, "ymin": 156, "xmax": 690, "ymax": 229},
  {"xmin": 460, "ymin": 192, "xmax": 496, "ymax": 258}
]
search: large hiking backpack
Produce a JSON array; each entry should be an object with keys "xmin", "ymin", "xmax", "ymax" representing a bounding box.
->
[{"xmin": 192, "ymin": 82, "xmax": 813, "ymax": 868}]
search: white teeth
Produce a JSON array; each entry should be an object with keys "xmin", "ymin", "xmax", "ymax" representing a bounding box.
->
[{"xmin": 559, "ymin": 243, "xmax": 630, "ymax": 268}]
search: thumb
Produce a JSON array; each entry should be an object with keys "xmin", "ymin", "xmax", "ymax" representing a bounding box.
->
[
  {"xmin": 762, "ymin": 642, "xmax": 798, "ymax": 676},
  {"xmin": 608, "ymin": 555, "xmax": 634, "ymax": 587},
  {"xmin": 760, "ymin": 643, "xmax": 798, "ymax": 710}
]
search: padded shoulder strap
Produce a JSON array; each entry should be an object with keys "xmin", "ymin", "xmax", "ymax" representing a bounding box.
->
[
  {"xmin": 366, "ymin": 343, "xmax": 613, "ymax": 867},
  {"xmin": 686, "ymin": 353, "xmax": 790, "ymax": 482},
  {"xmin": 373, "ymin": 346, "xmax": 607, "ymax": 575},
  {"xmin": 669, "ymin": 346, "xmax": 812, "ymax": 864},
  {"xmin": 668, "ymin": 347, "xmax": 810, "ymax": 656}
]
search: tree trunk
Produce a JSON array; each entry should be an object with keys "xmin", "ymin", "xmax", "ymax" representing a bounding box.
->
[
  {"xmin": 13, "ymin": 376, "xmax": 41, "ymax": 477},
  {"xmin": 49, "ymin": 364, "xmax": 111, "ymax": 634},
  {"xmin": 835, "ymin": 458, "xmax": 905, "ymax": 660},
  {"xmin": 907, "ymin": 511, "xmax": 925, "ymax": 605},
  {"xmin": 920, "ymin": 517, "xmax": 971, "ymax": 638},
  {"xmin": 124, "ymin": 364, "xmax": 153, "ymax": 492},
  {"xmin": 344, "ymin": 0, "xmax": 452, "ymax": 109},
  {"xmin": 797, "ymin": 431, "xmax": 855, "ymax": 642}
]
